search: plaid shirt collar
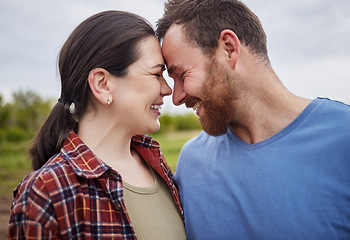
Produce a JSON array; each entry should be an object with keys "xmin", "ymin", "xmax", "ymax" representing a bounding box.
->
[{"xmin": 61, "ymin": 131, "xmax": 164, "ymax": 180}]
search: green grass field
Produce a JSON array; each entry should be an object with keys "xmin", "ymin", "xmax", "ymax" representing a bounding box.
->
[
  {"xmin": 0, "ymin": 141, "xmax": 32, "ymax": 195},
  {"xmin": 149, "ymin": 130, "xmax": 200, "ymax": 171},
  {"xmin": 0, "ymin": 130, "xmax": 200, "ymax": 196}
]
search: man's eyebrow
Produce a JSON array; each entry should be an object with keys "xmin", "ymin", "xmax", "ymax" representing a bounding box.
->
[{"xmin": 167, "ymin": 65, "xmax": 181, "ymax": 76}]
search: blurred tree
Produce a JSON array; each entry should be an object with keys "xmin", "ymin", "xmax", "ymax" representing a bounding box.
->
[
  {"xmin": 174, "ymin": 113, "xmax": 201, "ymax": 130},
  {"xmin": 12, "ymin": 90, "xmax": 52, "ymax": 131},
  {"xmin": 157, "ymin": 113, "xmax": 201, "ymax": 134},
  {"xmin": 0, "ymin": 95, "xmax": 11, "ymax": 129},
  {"xmin": 0, "ymin": 90, "xmax": 53, "ymax": 142},
  {"xmin": 157, "ymin": 114, "xmax": 175, "ymax": 133}
]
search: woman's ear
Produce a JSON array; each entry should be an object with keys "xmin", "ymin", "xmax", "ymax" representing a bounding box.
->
[
  {"xmin": 218, "ymin": 29, "xmax": 241, "ymax": 69},
  {"xmin": 88, "ymin": 68, "xmax": 112, "ymax": 106}
]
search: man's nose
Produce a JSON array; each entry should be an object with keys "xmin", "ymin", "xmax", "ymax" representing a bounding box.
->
[{"xmin": 172, "ymin": 80, "xmax": 187, "ymax": 106}]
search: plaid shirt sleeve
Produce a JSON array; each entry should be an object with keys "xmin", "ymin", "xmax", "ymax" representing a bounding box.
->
[
  {"xmin": 8, "ymin": 165, "xmax": 136, "ymax": 239},
  {"xmin": 8, "ymin": 170, "xmax": 61, "ymax": 239}
]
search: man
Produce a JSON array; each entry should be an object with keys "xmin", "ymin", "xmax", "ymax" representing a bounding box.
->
[{"xmin": 156, "ymin": 0, "xmax": 350, "ymax": 239}]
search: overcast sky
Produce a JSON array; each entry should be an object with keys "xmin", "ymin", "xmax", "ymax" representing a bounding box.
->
[{"xmin": 1, "ymin": 0, "xmax": 349, "ymax": 114}]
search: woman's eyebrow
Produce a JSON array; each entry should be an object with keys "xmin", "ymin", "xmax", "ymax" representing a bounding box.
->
[{"xmin": 151, "ymin": 63, "xmax": 166, "ymax": 71}]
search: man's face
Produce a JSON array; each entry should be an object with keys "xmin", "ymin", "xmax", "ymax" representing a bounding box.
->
[
  {"xmin": 162, "ymin": 24, "xmax": 208, "ymax": 109},
  {"xmin": 162, "ymin": 24, "xmax": 236, "ymax": 136}
]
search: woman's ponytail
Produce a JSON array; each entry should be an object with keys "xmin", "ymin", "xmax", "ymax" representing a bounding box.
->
[{"xmin": 29, "ymin": 101, "xmax": 78, "ymax": 170}]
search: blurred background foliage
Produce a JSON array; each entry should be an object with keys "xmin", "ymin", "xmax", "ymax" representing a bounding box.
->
[
  {"xmin": 0, "ymin": 90, "xmax": 53, "ymax": 143},
  {"xmin": 0, "ymin": 90, "xmax": 201, "ymax": 194}
]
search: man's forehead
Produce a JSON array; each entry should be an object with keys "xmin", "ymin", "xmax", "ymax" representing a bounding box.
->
[
  {"xmin": 164, "ymin": 24, "xmax": 184, "ymax": 39},
  {"xmin": 162, "ymin": 25, "xmax": 187, "ymax": 76},
  {"xmin": 162, "ymin": 24, "xmax": 183, "ymax": 53}
]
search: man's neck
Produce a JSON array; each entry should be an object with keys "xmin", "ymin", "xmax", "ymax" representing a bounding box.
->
[{"xmin": 230, "ymin": 90, "xmax": 311, "ymax": 144}]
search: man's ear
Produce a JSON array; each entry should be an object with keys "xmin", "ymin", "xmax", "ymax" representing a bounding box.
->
[
  {"xmin": 88, "ymin": 68, "xmax": 112, "ymax": 106},
  {"xmin": 218, "ymin": 29, "xmax": 241, "ymax": 69}
]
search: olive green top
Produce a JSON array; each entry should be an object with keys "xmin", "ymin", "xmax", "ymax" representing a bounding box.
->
[{"xmin": 123, "ymin": 169, "xmax": 186, "ymax": 240}]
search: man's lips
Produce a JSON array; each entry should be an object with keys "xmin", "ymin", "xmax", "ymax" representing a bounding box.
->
[
  {"xmin": 185, "ymin": 96, "xmax": 203, "ymax": 112},
  {"xmin": 191, "ymin": 101, "xmax": 203, "ymax": 111},
  {"xmin": 185, "ymin": 97, "xmax": 201, "ymax": 108}
]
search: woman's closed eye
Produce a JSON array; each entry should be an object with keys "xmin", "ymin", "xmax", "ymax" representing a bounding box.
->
[
  {"xmin": 154, "ymin": 67, "xmax": 166, "ymax": 78},
  {"xmin": 154, "ymin": 73, "xmax": 163, "ymax": 77}
]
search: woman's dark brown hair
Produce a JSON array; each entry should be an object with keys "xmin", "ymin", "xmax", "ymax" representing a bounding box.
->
[
  {"xmin": 29, "ymin": 10, "xmax": 155, "ymax": 170},
  {"xmin": 156, "ymin": 0, "xmax": 268, "ymax": 60}
]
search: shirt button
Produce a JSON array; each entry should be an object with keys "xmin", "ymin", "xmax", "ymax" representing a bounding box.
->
[{"xmin": 115, "ymin": 203, "xmax": 122, "ymax": 210}]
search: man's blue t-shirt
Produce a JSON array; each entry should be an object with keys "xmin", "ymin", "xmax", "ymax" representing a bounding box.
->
[{"xmin": 174, "ymin": 98, "xmax": 350, "ymax": 239}]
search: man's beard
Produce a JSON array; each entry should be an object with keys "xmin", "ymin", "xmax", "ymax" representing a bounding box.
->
[{"xmin": 199, "ymin": 60, "xmax": 237, "ymax": 136}]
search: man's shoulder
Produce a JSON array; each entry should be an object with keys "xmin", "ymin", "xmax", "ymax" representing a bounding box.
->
[
  {"xmin": 314, "ymin": 98, "xmax": 350, "ymax": 126},
  {"xmin": 317, "ymin": 97, "xmax": 350, "ymax": 112}
]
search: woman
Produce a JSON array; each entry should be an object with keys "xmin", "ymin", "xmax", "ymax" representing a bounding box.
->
[{"xmin": 8, "ymin": 11, "xmax": 186, "ymax": 239}]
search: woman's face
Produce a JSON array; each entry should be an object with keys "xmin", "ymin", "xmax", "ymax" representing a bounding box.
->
[{"xmin": 110, "ymin": 36, "xmax": 172, "ymax": 135}]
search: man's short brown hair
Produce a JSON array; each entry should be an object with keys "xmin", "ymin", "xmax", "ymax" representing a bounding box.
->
[{"xmin": 157, "ymin": 0, "xmax": 268, "ymax": 59}]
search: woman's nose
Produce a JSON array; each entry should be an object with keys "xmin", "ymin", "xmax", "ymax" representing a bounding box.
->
[{"xmin": 160, "ymin": 77, "xmax": 172, "ymax": 96}]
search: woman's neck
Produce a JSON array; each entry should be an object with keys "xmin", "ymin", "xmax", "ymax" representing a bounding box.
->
[{"xmin": 77, "ymin": 110, "xmax": 154, "ymax": 187}]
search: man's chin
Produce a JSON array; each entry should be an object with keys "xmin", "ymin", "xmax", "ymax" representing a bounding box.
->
[
  {"xmin": 202, "ymin": 128, "xmax": 228, "ymax": 136},
  {"xmin": 199, "ymin": 117, "xmax": 228, "ymax": 136}
]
